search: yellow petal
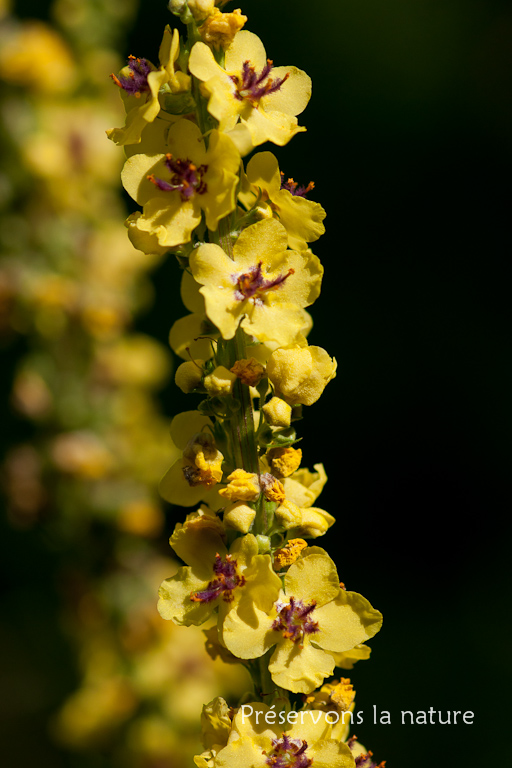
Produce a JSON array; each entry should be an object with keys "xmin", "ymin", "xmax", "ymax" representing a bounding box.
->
[
  {"xmin": 138, "ymin": 195, "xmax": 201, "ymax": 247},
  {"xmin": 181, "ymin": 270, "xmax": 205, "ymax": 314},
  {"xmin": 243, "ymin": 107, "xmax": 306, "ymax": 148},
  {"xmin": 215, "ymin": 737, "xmax": 267, "ymax": 768},
  {"xmin": 170, "ymin": 411, "xmax": 213, "ymax": 449},
  {"xmin": 285, "ymin": 551, "xmax": 340, "ymax": 607},
  {"xmin": 159, "ymin": 459, "xmax": 209, "ymax": 507},
  {"xmin": 233, "ymin": 218, "xmax": 288, "ymax": 269},
  {"xmin": 189, "ymin": 40, "xmax": 225, "ymax": 82},
  {"xmin": 158, "ymin": 567, "xmax": 215, "ymax": 625},
  {"xmin": 314, "ymin": 591, "xmax": 383, "ymax": 652},
  {"xmin": 221, "ymin": 602, "xmax": 277, "ymax": 659},
  {"xmin": 269, "ymin": 639, "xmax": 335, "ymax": 693},
  {"xmin": 262, "ymin": 66, "xmax": 312, "ymax": 117},
  {"xmin": 169, "ymin": 313, "xmax": 216, "ymax": 360},
  {"xmin": 225, "ymin": 30, "xmax": 267, "ymax": 73}
]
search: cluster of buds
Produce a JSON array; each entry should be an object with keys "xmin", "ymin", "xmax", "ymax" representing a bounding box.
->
[{"xmin": 108, "ymin": 1, "xmax": 386, "ymax": 766}]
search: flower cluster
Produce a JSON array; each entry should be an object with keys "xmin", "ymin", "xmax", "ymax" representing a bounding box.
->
[{"xmin": 108, "ymin": 1, "xmax": 386, "ymax": 765}]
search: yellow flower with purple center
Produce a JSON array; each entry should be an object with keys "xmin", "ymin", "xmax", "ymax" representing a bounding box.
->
[
  {"xmin": 188, "ymin": 30, "xmax": 311, "ymax": 154},
  {"xmin": 158, "ymin": 532, "xmax": 281, "ymax": 629},
  {"xmin": 107, "ymin": 26, "xmax": 188, "ymax": 146},
  {"xmin": 189, "ymin": 219, "xmax": 323, "ymax": 345},
  {"xmin": 239, "ymin": 151, "xmax": 326, "ymax": 250},
  {"xmin": 207, "ymin": 702, "xmax": 355, "ymax": 768},
  {"xmin": 159, "ymin": 410, "xmax": 225, "ymax": 507},
  {"xmin": 122, "ymin": 119, "xmax": 240, "ymax": 247},
  {"xmin": 222, "ymin": 548, "xmax": 382, "ymax": 693}
]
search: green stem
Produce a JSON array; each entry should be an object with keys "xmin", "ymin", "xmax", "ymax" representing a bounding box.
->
[{"xmin": 226, "ymin": 327, "xmax": 259, "ymax": 474}]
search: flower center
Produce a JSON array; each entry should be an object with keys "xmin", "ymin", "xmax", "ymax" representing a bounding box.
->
[
  {"xmin": 182, "ymin": 432, "xmax": 223, "ymax": 488},
  {"xmin": 148, "ymin": 154, "xmax": 208, "ymax": 200},
  {"xmin": 232, "ymin": 59, "xmax": 289, "ymax": 105},
  {"xmin": 265, "ymin": 735, "xmax": 312, "ymax": 768},
  {"xmin": 348, "ymin": 737, "xmax": 386, "ymax": 768},
  {"xmin": 191, "ymin": 553, "xmax": 245, "ymax": 603},
  {"xmin": 272, "ymin": 596, "xmax": 319, "ymax": 645},
  {"xmin": 280, "ymin": 173, "xmax": 315, "ymax": 198},
  {"xmin": 234, "ymin": 262, "xmax": 294, "ymax": 303},
  {"xmin": 110, "ymin": 56, "xmax": 151, "ymax": 98}
]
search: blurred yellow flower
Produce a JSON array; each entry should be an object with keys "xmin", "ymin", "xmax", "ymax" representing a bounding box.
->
[{"xmin": 0, "ymin": 21, "xmax": 76, "ymax": 93}]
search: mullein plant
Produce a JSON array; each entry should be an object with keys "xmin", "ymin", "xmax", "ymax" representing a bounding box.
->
[{"xmin": 109, "ymin": 1, "xmax": 386, "ymax": 766}]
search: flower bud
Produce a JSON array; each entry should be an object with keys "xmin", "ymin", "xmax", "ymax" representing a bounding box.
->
[
  {"xmin": 262, "ymin": 396, "xmax": 292, "ymax": 427},
  {"xmin": 223, "ymin": 501, "xmax": 256, "ymax": 533},
  {"xmin": 187, "ymin": 0, "xmax": 215, "ymax": 20},
  {"xmin": 219, "ymin": 469, "xmax": 260, "ymax": 502},
  {"xmin": 204, "ymin": 365, "xmax": 237, "ymax": 396},
  {"xmin": 275, "ymin": 499, "xmax": 302, "ymax": 529},
  {"xmin": 293, "ymin": 506, "xmax": 335, "ymax": 538}
]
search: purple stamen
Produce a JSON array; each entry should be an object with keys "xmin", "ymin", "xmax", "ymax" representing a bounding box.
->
[
  {"xmin": 272, "ymin": 596, "xmax": 319, "ymax": 645},
  {"xmin": 265, "ymin": 735, "xmax": 312, "ymax": 768},
  {"xmin": 232, "ymin": 59, "xmax": 289, "ymax": 103},
  {"xmin": 233, "ymin": 262, "xmax": 294, "ymax": 302},
  {"xmin": 111, "ymin": 56, "xmax": 152, "ymax": 97},
  {"xmin": 191, "ymin": 554, "xmax": 245, "ymax": 604},
  {"xmin": 148, "ymin": 154, "xmax": 208, "ymax": 201},
  {"xmin": 280, "ymin": 174, "xmax": 315, "ymax": 198},
  {"xmin": 348, "ymin": 737, "xmax": 386, "ymax": 768}
]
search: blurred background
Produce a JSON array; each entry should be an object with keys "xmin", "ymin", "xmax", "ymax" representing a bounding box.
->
[{"xmin": 1, "ymin": 0, "xmax": 511, "ymax": 766}]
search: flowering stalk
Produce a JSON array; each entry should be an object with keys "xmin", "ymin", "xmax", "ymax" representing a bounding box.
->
[{"xmin": 109, "ymin": 1, "xmax": 386, "ymax": 765}]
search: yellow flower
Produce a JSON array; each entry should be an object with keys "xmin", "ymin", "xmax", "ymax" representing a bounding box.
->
[
  {"xmin": 273, "ymin": 538, "xmax": 308, "ymax": 569},
  {"xmin": 239, "ymin": 151, "xmax": 326, "ymax": 250},
  {"xmin": 283, "ymin": 463, "xmax": 327, "ymax": 508},
  {"xmin": 200, "ymin": 697, "xmax": 232, "ymax": 752},
  {"xmin": 107, "ymin": 26, "xmax": 175, "ymax": 146},
  {"xmin": 199, "ymin": 8, "xmax": 247, "ymax": 50},
  {"xmin": 262, "ymin": 396, "xmax": 292, "ymax": 427},
  {"xmin": 304, "ymin": 679, "xmax": 356, "ymax": 742},
  {"xmin": 207, "ymin": 702, "xmax": 355, "ymax": 768},
  {"xmin": 159, "ymin": 411, "xmax": 224, "ymax": 507},
  {"xmin": 275, "ymin": 500, "xmax": 335, "ymax": 539},
  {"xmin": 158, "ymin": 532, "xmax": 281, "ymax": 630},
  {"xmin": 168, "ymin": 271, "xmax": 220, "ymax": 360},
  {"xmin": 230, "ymin": 357, "xmax": 265, "ymax": 387},
  {"xmin": 268, "ymin": 446, "xmax": 302, "ymax": 478},
  {"xmin": 259, "ymin": 473, "xmax": 286, "ymax": 504},
  {"xmin": 219, "ymin": 469, "xmax": 260, "ymax": 502},
  {"xmin": 0, "ymin": 21, "xmax": 76, "ymax": 93},
  {"xmin": 188, "ymin": 30, "xmax": 311, "ymax": 154},
  {"xmin": 267, "ymin": 345, "xmax": 337, "ymax": 406},
  {"xmin": 204, "ymin": 366, "xmax": 237, "ymax": 396},
  {"xmin": 222, "ymin": 548, "xmax": 382, "ymax": 693},
  {"xmin": 122, "ymin": 119, "xmax": 240, "ymax": 247},
  {"xmin": 189, "ymin": 219, "xmax": 323, "ymax": 345}
]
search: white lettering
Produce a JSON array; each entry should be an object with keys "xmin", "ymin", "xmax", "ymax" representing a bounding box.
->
[{"xmin": 241, "ymin": 705, "xmax": 253, "ymax": 724}]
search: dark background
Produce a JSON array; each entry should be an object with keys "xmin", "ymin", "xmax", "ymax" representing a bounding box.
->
[{"xmin": 3, "ymin": 0, "xmax": 512, "ymax": 766}]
